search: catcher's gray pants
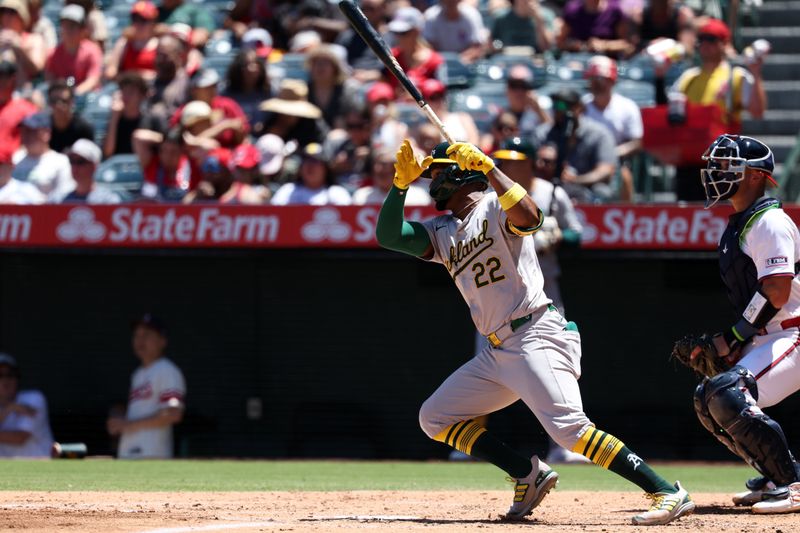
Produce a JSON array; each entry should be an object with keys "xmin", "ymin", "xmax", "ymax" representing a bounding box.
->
[{"xmin": 419, "ymin": 307, "xmax": 592, "ymax": 450}]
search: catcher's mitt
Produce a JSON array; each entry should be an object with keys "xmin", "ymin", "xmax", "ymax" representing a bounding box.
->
[{"xmin": 670, "ymin": 333, "xmax": 731, "ymax": 377}]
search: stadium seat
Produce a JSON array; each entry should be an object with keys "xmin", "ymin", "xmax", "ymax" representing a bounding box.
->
[
  {"xmin": 476, "ymin": 55, "xmax": 548, "ymax": 89},
  {"xmin": 614, "ymin": 79, "xmax": 656, "ymax": 107},
  {"xmin": 437, "ymin": 52, "xmax": 474, "ymax": 90},
  {"xmin": 94, "ymin": 154, "xmax": 143, "ymax": 194}
]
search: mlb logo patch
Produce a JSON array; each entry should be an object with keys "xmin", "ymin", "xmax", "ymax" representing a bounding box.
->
[{"xmin": 766, "ymin": 256, "xmax": 788, "ymax": 268}]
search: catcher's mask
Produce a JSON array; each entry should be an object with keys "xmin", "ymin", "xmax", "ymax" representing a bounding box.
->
[
  {"xmin": 423, "ymin": 142, "xmax": 489, "ymax": 210},
  {"xmin": 701, "ymin": 134, "xmax": 775, "ymax": 208}
]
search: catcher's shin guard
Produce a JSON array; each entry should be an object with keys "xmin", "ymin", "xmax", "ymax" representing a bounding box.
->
[
  {"xmin": 703, "ymin": 367, "xmax": 799, "ymax": 486},
  {"xmin": 694, "ymin": 379, "xmax": 746, "ymax": 459}
]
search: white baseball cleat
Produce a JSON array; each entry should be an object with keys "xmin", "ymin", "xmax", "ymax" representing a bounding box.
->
[
  {"xmin": 631, "ymin": 481, "xmax": 695, "ymax": 526},
  {"xmin": 505, "ymin": 456, "xmax": 559, "ymax": 520},
  {"xmin": 752, "ymin": 482, "xmax": 800, "ymax": 514},
  {"xmin": 732, "ymin": 476, "xmax": 779, "ymax": 506}
]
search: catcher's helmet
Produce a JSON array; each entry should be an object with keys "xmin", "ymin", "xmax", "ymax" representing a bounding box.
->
[
  {"xmin": 423, "ymin": 142, "xmax": 489, "ymax": 210},
  {"xmin": 701, "ymin": 134, "xmax": 775, "ymax": 208},
  {"xmin": 492, "ymin": 137, "xmax": 537, "ymax": 161}
]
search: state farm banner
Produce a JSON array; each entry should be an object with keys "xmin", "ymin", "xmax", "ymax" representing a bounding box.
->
[{"xmin": 0, "ymin": 203, "xmax": 794, "ymax": 250}]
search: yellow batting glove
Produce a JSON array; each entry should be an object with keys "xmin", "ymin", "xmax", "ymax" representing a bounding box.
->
[
  {"xmin": 393, "ymin": 139, "xmax": 433, "ymax": 190},
  {"xmin": 446, "ymin": 142, "xmax": 495, "ymax": 173}
]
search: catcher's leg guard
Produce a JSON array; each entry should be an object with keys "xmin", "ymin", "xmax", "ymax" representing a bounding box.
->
[
  {"xmin": 704, "ymin": 366, "xmax": 799, "ymax": 486},
  {"xmin": 694, "ymin": 379, "xmax": 744, "ymax": 458}
]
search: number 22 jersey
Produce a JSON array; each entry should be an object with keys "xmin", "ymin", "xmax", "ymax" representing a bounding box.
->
[{"xmin": 421, "ymin": 192, "xmax": 551, "ymax": 336}]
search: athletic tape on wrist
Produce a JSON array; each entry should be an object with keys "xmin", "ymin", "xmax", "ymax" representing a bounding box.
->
[{"xmin": 498, "ymin": 183, "xmax": 527, "ymax": 211}]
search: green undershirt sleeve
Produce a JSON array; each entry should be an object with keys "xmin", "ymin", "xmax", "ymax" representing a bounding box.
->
[{"xmin": 376, "ymin": 185, "xmax": 432, "ymax": 257}]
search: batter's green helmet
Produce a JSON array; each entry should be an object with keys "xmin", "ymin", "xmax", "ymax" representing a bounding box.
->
[{"xmin": 423, "ymin": 142, "xmax": 489, "ymax": 209}]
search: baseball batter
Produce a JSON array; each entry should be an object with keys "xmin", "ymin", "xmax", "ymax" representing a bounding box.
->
[
  {"xmin": 673, "ymin": 134, "xmax": 800, "ymax": 513},
  {"xmin": 376, "ymin": 140, "xmax": 694, "ymax": 524}
]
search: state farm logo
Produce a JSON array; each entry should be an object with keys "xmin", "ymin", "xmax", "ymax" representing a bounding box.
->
[
  {"xmin": 574, "ymin": 209, "xmax": 598, "ymax": 244},
  {"xmin": 301, "ymin": 208, "xmax": 351, "ymax": 242},
  {"xmin": 574, "ymin": 207, "xmax": 727, "ymax": 248},
  {"xmin": 57, "ymin": 207, "xmax": 106, "ymax": 242}
]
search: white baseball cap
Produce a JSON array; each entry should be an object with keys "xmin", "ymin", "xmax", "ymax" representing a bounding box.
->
[
  {"xmin": 68, "ymin": 139, "xmax": 101, "ymax": 165},
  {"xmin": 255, "ymin": 133, "xmax": 285, "ymax": 176},
  {"xmin": 60, "ymin": 4, "xmax": 85, "ymax": 24},
  {"xmin": 388, "ymin": 7, "xmax": 424, "ymax": 33}
]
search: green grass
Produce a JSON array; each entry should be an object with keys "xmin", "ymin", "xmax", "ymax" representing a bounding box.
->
[{"xmin": 0, "ymin": 460, "xmax": 758, "ymax": 492}]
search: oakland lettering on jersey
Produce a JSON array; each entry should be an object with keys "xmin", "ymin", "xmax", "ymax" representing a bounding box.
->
[{"xmin": 445, "ymin": 219, "xmax": 494, "ymax": 275}]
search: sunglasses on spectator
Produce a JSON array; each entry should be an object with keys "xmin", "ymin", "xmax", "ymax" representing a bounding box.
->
[
  {"xmin": 131, "ymin": 15, "xmax": 152, "ymax": 24},
  {"xmin": 697, "ymin": 34, "xmax": 720, "ymax": 43},
  {"xmin": 346, "ymin": 122, "xmax": 368, "ymax": 129},
  {"xmin": 69, "ymin": 156, "xmax": 91, "ymax": 166},
  {"xmin": 49, "ymin": 96, "xmax": 72, "ymax": 105},
  {"xmin": 507, "ymin": 81, "xmax": 531, "ymax": 91},
  {"xmin": 538, "ymin": 158, "xmax": 557, "ymax": 165}
]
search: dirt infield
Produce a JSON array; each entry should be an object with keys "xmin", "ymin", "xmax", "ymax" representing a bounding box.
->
[{"xmin": 0, "ymin": 490, "xmax": 795, "ymax": 532}]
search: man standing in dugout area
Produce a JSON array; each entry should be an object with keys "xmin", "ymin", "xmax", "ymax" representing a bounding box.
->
[
  {"xmin": 376, "ymin": 139, "xmax": 695, "ymax": 525},
  {"xmin": 672, "ymin": 134, "xmax": 800, "ymax": 514}
]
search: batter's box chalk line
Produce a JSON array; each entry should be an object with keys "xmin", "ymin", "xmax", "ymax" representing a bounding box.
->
[{"xmin": 136, "ymin": 521, "xmax": 286, "ymax": 533}]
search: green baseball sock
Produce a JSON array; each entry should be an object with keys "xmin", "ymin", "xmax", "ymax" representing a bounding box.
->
[
  {"xmin": 433, "ymin": 420, "xmax": 532, "ymax": 478},
  {"xmin": 573, "ymin": 427, "xmax": 675, "ymax": 494}
]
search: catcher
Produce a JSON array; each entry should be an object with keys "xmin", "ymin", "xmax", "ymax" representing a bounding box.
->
[
  {"xmin": 378, "ymin": 139, "xmax": 694, "ymax": 525},
  {"xmin": 672, "ymin": 134, "xmax": 800, "ymax": 513}
]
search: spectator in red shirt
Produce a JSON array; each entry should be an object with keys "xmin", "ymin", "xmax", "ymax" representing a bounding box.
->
[
  {"xmin": 170, "ymin": 69, "xmax": 248, "ymax": 148},
  {"xmin": 386, "ymin": 6, "xmax": 442, "ymax": 98},
  {"xmin": 45, "ymin": 5, "xmax": 102, "ymax": 95},
  {"xmin": 133, "ymin": 127, "xmax": 192, "ymax": 201},
  {"xmin": 0, "ymin": 59, "xmax": 37, "ymax": 154},
  {"xmin": 104, "ymin": 1, "xmax": 159, "ymax": 81}
]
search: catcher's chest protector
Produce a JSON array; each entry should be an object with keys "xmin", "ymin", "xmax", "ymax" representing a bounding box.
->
[{"xmin": 718, "ymin": 197, "xmax": 781, "ymax": 315}]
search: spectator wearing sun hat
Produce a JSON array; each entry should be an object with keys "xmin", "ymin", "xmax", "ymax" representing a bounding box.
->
[
  {"xmin": 104, "ymin": 1, "xmax": 159, "ymax": 81},
  {"xmin": 256, "ymin": 78, "xmax": 327, "ymax": 148},
  {"xmin": 45, "ymin": 4, "xmax": 102, "ymax": 95},
  {"xmin": 0, "ymin": 0, "xmax": 46, "ymax": 84}
]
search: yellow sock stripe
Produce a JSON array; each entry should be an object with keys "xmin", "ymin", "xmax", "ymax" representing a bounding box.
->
[
  {"xmin": 456, "ymin": 423, "xmax": 486, "ymax": 455},
  {"xmin": 588, "ymin": 432, "xmax": 612, "ymax": 463},
  {"xmin": 432, "ymin": 420, "xmax": 486, "ymax": 455},
  {"xmin": 586, "ymin": 431, "xmax": 609, "ymax": 461},
  {"xmin": 571, "ymin": 427, "xmax": 596, "ymax": 455},
  {"xmin": 598, "ymin": 437, "xmax": 625, "ymax": 469}
]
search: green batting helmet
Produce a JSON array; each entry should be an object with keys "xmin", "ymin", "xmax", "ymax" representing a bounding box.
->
[
  {"xmin": 492, "ymin": 137, "xmax": 537, "ymax": 161},
  {"xmin": 423, "ymin": 142, "xmax": 489, "ymax": 209}
]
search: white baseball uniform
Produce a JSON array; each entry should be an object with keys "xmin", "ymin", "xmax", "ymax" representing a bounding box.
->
[
  {"xmin": 417, "ymin": 192, "xmax": 592, "ymax": 448},
  {"xmin": 0, "ymin": 390, "xmax": 54, "ymax": 457},
  {"xmin": 733, "ymin": 208, "xmax": 800, "ymax": 408},
  {"xmin": 118, "ymin": 357, "xmax": 186, "ymax": 459}
]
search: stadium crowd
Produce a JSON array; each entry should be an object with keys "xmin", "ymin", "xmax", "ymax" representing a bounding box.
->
[{"xmin": 0, "ymin": 0, "xmax": 767, "ymax": 206}]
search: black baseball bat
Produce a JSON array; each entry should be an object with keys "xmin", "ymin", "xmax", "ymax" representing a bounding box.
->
[{"xmin": 337, "ymin": 0, "xmax": 455, "ymax": 143}]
